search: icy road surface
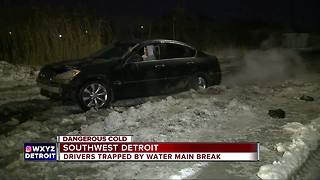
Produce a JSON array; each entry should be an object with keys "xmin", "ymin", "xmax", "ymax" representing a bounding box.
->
[{"xmin": 0, "ymin": 50, "xmax": 320, "ymax": 179}]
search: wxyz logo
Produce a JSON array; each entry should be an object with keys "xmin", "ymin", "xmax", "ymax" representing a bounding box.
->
[{"xmin": 32, "ymin": 146, "xmax": 56, "ymax": 152}]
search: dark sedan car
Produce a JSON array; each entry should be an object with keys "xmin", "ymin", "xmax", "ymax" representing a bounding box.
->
[{"xmin": 37, "ymin": 39, "xmax": 221, "ymax": 110}]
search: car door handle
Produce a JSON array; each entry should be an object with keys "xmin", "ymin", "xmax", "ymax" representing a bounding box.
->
[
  {"xmin": 187, "ymin": 61, "xmax": 195, "ymax": 65},
  {"xmin": 154, "ymin": 64, "xmax": 166, "ymax": 69}
]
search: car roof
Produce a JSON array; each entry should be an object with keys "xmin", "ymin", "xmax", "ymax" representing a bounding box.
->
[
  {"xmin": 115, "ymin": 39, "xmax": 195, "ymax": 49},
  {"xmin": 141, "ymin": 39, "xmax": 194, "ymax": 49}
]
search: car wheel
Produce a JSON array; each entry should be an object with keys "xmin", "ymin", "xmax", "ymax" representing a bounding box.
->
[
  {"xmin": 191, "ymin": 75, "xmax": 207, "ymax": 90},
  {"xmin": 78, "ymin": 81, "xmax": 113, "ymax": 110}
]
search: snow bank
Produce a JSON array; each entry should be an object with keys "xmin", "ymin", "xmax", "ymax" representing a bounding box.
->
[
  {"xmin": 82, "ymin": 94, "xmax": 219, "ymax": 142},
  {"xmin": 169, "ymin": 162, "xmax": 208, "ymax": 180},
  {"xmin": 76, "ymin": 88, "xmax": 264, "ymax": 179},
  {"xmin": 0, "ymin": 61, "xmax": 42, "ymax": 104},
  {"xmin": 257, "ymin": 117, "xmax": 320, "ymax": 179},
  {"xmin": 0, "ymin": 61, "xmax": 39, "ymax": 81},
  {"xmin": 0, "ymin": 61, "xmax": 40, "ymax": 90}
]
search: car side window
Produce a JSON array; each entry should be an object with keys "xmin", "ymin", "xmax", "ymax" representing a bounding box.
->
[
  {"xmin": 160, "ymin": 43, "xmax": 195, "ymax": 59},
  {"xmin": 135, "ymin": 44, "xmax": 160, "ymax": 61}
]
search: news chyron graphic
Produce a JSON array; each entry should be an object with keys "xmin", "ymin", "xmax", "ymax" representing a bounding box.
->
[{"xmin": 24, "ymin": 135, "xmax": 259, "ymax": 162}]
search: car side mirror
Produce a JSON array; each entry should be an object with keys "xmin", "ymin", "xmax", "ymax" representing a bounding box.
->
[{"xmin": 127, "ymin": 54, "xmax": 143, "ymax": 63}]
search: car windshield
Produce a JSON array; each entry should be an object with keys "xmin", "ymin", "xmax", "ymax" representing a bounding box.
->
[{"xmin": 90, "ymin": 43, "xmax": 134, "ymax": 59}]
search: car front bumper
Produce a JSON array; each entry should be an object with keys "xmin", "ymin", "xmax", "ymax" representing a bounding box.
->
[
  {"xmin": 37, "ymin": 81, "xmax": 77, "ymax": 101},
  {"xmin": 38, "ymin": 82, "xmax": 61, "ymax": 94}
]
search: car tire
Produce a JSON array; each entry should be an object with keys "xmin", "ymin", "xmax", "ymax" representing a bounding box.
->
[
  {"xmin": 78, "ymin": 81, "xmax": 113, "ymax": 110},
  {"xmin": 191, "ymin": 74, "xmax": 208, "ymax": 90}
]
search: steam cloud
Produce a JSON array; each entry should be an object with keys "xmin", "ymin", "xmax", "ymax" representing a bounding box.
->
[{"xmin": 222, "ymin": 49, "xmax": 306, "ymax": 85}]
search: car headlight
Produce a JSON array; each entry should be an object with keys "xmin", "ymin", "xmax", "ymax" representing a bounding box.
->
[{"xmin": 52, "ymin": 69, "xmax": 80, "ymax": 84}]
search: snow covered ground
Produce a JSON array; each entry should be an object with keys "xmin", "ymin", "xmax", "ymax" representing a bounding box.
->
[
  {"xmin": 257, "ymin": 117, "xmax": 320, "ymax": 179},
  {"xmin": 0, "ymin": 50, "xmax": 319, "ymax": 179},
  {"xmin": 0, "ymin": 61, "xmax": 43, "ymax": 105}
]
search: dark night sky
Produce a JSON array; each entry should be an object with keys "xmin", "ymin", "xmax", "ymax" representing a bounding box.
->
[
  {"xmin": 3, "ymin": 0, "xmax": 320, "ymax": 28},
  {"xmin": 59, "ymin": 0, "xmax": 319, "ymax": 19}
]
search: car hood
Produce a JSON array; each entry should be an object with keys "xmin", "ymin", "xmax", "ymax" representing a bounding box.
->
[{"xmin": 43, "ymin": 57, "xmax": 121, "ymax": 73}]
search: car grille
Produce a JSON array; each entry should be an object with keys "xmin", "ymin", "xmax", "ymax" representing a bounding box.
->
[{"xmin": 38, "ymin": 68, "xmax": 56, "ymax": 82}]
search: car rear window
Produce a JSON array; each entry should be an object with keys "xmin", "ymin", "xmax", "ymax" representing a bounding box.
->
[{"xmin": 160, "ymin": 43, "xmax": 195, "ymax": 59}]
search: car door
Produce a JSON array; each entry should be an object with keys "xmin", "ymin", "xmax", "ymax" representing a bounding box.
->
[
  {"xmin": 120, "ymin": 43, "xmax": 169, "ymax": 97},
  {"xmin": 158, "ymin": 43, "xmax": 197, "ymax": 92}
]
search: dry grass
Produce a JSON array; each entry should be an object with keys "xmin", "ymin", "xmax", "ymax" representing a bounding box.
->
[{"xmin": 0, "ymin": 12, "xmax": 109, "ymax": 65}]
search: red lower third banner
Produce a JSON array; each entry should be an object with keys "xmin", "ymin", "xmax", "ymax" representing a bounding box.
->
[{"xmin": 58, "ymin": 142, "xmax": 259, "ymax": 161}]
